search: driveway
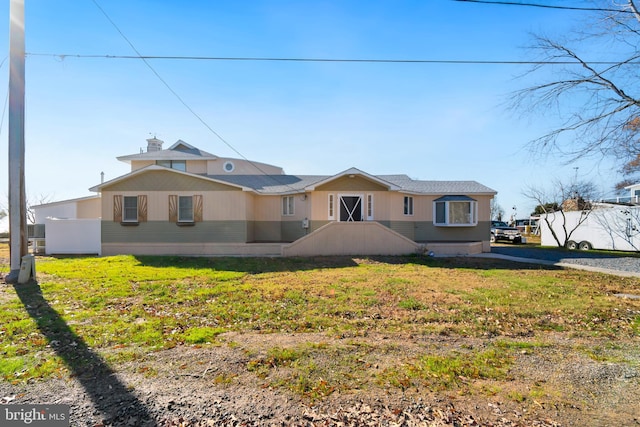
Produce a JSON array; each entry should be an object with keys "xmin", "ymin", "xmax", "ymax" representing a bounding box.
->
[{"xmin": 482, "ymin": 245, "xmax": 640, "ymax": 278}]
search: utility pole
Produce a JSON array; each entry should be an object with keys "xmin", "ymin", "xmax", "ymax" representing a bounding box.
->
[{"xmin": 5, "ymin": 0, "xmax": 28, "ymax": 283}]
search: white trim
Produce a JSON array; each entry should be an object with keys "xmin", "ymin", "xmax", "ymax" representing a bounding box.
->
[
  {"xmin": 366, "ymin": 194, "xmax": 374, "ymax": 220},
  {"xmin": 403, "ymin": 196, "xmax": 414, "ymax": 216},
  {"xmin": 282, "ymin": 195, "xmax": 295, "ymax": 216},
  {"xmin": 433, "ymin": 200, "xmax": 478, "ymax": 227},
  {"xmin": 328, "ymin": 194, "xmax": 335, "ymax": 220},
  {"xmin": 223, "ymin": 161, "xmax": 235, "ymax": 173}
]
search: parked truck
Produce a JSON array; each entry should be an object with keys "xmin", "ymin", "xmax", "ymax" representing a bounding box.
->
[{"xmin": 539, "ymin": 203, "xmax": 640, "ymax": 251}]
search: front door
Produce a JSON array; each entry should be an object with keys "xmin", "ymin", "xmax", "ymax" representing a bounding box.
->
[{"xmin": 340, "ymin": 196, "xmax": 363, "ymax": 222}]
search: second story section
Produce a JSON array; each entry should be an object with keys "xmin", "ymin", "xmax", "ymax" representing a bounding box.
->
[{"xmin": 117, "ymin": 138, "xmax": 284, "ymax": 176}]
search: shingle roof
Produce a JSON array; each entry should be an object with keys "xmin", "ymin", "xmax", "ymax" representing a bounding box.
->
[
  {"xmin": 117, "ymin": 140, "xmax": 218, "ymax": 163},
  {"xmin": 379, "ymin": 175, "xmax": 496, "ymax": 194},
  {"xmin": 208, "ymin": 173, "xmax": 496, "ymax": 195},
  {"xmin": 207, "ymin": 175, "xmax": 328, "ymax": 193}
]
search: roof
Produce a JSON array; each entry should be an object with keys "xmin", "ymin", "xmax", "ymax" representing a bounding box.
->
[
  {"xmin": 208, "ymin": 171, "xmax": 496, "ymax": 195},
  {"xmin": 117, "ymin": 140, "xmax": 218, "ymax": 163},
  {"xmin": 32, "ymin": 195, "xmax": 101, "ymax": 209}
]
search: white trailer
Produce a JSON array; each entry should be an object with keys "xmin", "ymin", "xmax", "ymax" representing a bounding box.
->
[{"xmin": 539, "ymin": 204, "xmax": 640, "ymax": 251}]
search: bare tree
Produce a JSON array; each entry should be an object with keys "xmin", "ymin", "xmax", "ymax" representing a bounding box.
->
[
  {"xmin": 26, "ymin": 193, "xmax": 54, "ymax": 225},
  {"xmin": 490, "ymin": 197, "xmax": 505, "ymax": 221},
  {"xmin": 513, "ymin": 0, "xmax": 640, "ymax": 186},
  {"xmin": 524, "ymin": 179, "xmax": 599, "ymax": 248}
]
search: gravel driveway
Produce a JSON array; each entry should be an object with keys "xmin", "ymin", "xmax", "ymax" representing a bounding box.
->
[{"xmin": 487, "ymin": 245, "xmax": 640, "ymax": 276}]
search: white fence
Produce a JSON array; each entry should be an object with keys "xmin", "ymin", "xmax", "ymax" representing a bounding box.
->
[{"xmin": 44, "ymin": 218, "xmax": 101, "ymax": 255}]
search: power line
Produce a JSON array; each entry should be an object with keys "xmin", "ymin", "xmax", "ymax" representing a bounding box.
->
[
  {"xmin": 25, "ymin": 52, "xmax": 640, "ymax": 65},
  {"xmin": 90, "ymin": 0, "xmax": 296, "ymax": 192},
  {"xmin": 452, "ymin": 0, "xmax": 634, "ymax": 13}
]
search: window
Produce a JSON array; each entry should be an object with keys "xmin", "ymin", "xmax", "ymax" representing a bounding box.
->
[
  {"xmin": 156, "ymin": 160, "xmax": 186, "ymax": 171},
  {"xmin": 403, "ymin": 196, "xmax": 414, "ymax": 216},
  {"xmin": 328, "ymin": 194, "xmax": 335, "ymax": 219},
  {"xmin": 282, "ymin": 196, "xmax": 294, "ymax": 216},
  {"xmin": 367, "ymin": 194, "xmax": 374, "ymax": 220},
  {"xmin": 223, "ymin": 161, "xmax": 235, "ymax": 172},
  {"xmin": 178, "ymin": 196, "xmax": 194, "ymax": 222},
  {"xmin": 169, "ymin": 194, "xmax": 202, "ymax": 224},
  {"xmin": 123, "ymin": 196, "xmax": 138, "ymax": 222},
  {"xmin": 434, "ymin": 196, "xmax": 477, "ymax": 226}
]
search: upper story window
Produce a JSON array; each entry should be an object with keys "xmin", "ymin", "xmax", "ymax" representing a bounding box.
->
[
  {"xmin": 403, "ymin": 196, "xmax": 414, "ymax": 216},
  {"xmin": 157, "ymin": 160, "xmax": 186, "ymax": 172},
  {"xmin": 223, "ymin": 161, "xmax": 235, "ymax": 173},
  {"xmin": 282, "ymin": 196, "xmax": 294, "ymax": 216},
  {"xmin": 434, "ymin": 196, "xmax": 477, "ymax": 226}
]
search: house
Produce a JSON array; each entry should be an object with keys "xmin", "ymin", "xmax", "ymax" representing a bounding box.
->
[{"xmin": 35, "ymin": 138, "xmax": 497, "ymax": 256}]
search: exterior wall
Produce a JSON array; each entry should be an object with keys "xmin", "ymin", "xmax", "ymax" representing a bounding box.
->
[
  {"xmin": 102, "ymin": 221, "xmax": 247, "ymax": 244},
  {"xmin": 307, "ymin": 190, "xmax": 491, "ymax": 244},
  {"xmin": 77, "ymin": 197, "xmax": 102, "ymax": 219},
  {"xmin": 102, "ymin": 242, "xmax": 282, "ymax": 256},
  {"xmin": 102, "ymin": 170, "xmax": 237, "ymax": 193},
  {"xmin": 414, "ymin": 221, "xmax": 490, "ymax": 242},
  {"xmin": 33, "ymin": 196, "xmax": 101, "ymax": 222},
  {"xmin": 283, "ymin": 222, "xmax": 420, "ymax": 256},
  {"xmin": 476, "ymin": 196, "xmax": 492, "ymax": 221},
  {"xmin": 129, "ymin": 160, "xmax": 155, "ymax": 171},
  {"xmin": 186, "ymin": 160, "xmax": 207, "ymax": 174},
  {"xmin": 207, "ymin": 158, "xmax": 283, "ymax": 175},
  {"xmin": 315, "ymin": 176, "xmax": 388, "ymax": 192}
]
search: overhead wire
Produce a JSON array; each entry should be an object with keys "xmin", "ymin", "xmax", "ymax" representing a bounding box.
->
[
  {"xmin": 25, "ymin": 52, "xmax": 639, "ymax": 65},
  {"xmin": 89, "ymin": 0, "xmax": 298, "ymax": 193},
  {"xmin": 452, "ymin": 0, "xmax": 635, "ymax": 13}
]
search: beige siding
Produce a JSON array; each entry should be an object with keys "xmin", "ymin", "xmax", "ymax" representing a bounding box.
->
[
  {"xmin": 76, "ymin": 197, "xmax": 102, "ymax": 219},
  {"xmin": 253, "ymin": 196, "xmax": 281, "ymax": 221},
  {"xmin": 206, "ymin": 158, "xmax": 284, "ymax": 175},
  {"xmin": 102, "ymin": 170, "xmax": 240, "ymax": 192},
  {"xmin": 315, "ymin": 176, "xmax": 388, "ymax": 192},
  {"xmin": 476, "ymin": 196, "xmax": 492, "ymax": 221},
  {"xmin": 283, "ymin": 222, "xmax": 419, "ymax": 256},
  {"xmin": 130, "ymin": 160, "xmax": 155, "ymax": 171},
  {"xmin": 102, "ymin": 190, "xmax": 250, "ymax": 221},
  {"xmin": 254, "ymin": 194, "xmax": 312, "ymax": 222},
  {"xmin": 186, "ymin": 160, "xmax": 207, "ymax": 174}
]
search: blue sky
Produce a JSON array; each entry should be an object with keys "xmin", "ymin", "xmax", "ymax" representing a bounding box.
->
[{"xmin": 0, "ymin": 1, "xmax": 624, "ymax": 231}]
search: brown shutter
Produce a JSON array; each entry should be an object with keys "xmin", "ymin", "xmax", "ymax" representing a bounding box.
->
[
  {"xmin": 169, "ymin": 195, "xmax": 178, "ymax": 222},
  {"xmin": 194, "ymin": 195, "xmax": 203, "ymax": 222},
  {"xmin": 138, "ymin": 195, "xmax": 148, "ymax": 222},
  {"xmin": 113, "ymin": 195, "xmax": 122, "ymax": 223}
]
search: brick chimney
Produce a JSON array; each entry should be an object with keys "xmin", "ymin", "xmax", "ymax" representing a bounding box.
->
[{"xmin": 146, "ymin": 137, "xmax": 163, "ymax": 152}]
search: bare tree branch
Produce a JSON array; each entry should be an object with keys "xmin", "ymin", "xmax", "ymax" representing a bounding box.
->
[{"xmin": 513, "ymin": 2, "xmax": 640, "ymax": 172}]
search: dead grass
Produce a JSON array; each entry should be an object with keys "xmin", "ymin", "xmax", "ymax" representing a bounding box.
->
[{"xmin": 1, "ymin": 245, "xmax": 639, "ymax": 425}]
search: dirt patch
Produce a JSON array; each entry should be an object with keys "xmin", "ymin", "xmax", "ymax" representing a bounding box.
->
[{"xmin": 1, "ymin": 332, "xmax": 638, "ymax": 426}]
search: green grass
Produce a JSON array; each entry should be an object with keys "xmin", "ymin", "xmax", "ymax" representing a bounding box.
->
[
  {"xmin": 377, "ymin": 347, "xmax": 512, "ymax": 392},
  {"xmin": 1, "ymin": 253, "xmax": 639, "ymax": 387}
]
